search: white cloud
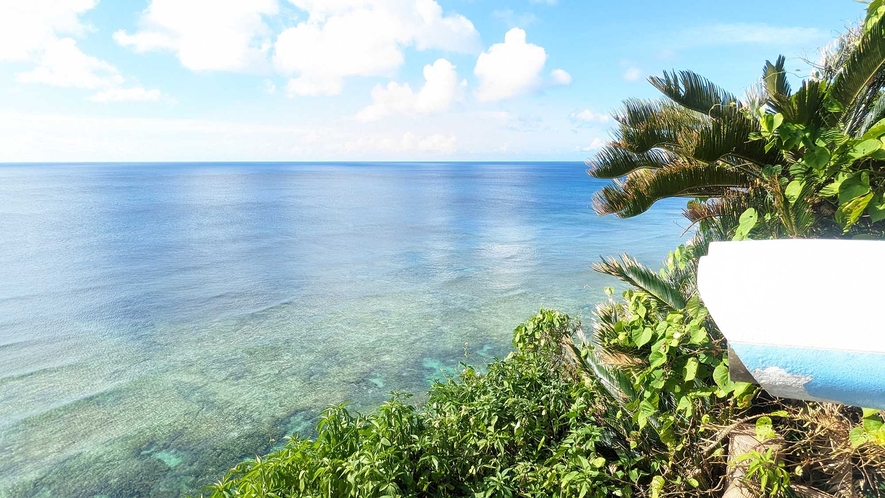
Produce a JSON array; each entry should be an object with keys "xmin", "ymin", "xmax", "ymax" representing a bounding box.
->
[
  {"xmin": 263, "ymin": 80, "xmax": 277, "ymax": 94},
  {"xmin": 576, "ymin": 137, "xmax": 606, "ymax": 152},
  {"xmin": 623, "ymin": 66, "xmax": 643, "ymax": 82},
  {"xmin": 275, "ymin": 0, "xmax": 480, "ymax": 97},
  {"xmin": 88, "ymin": 87, "xmax": 163, "ymax": 103},
  {"xmin": 342, "ymin": 131, "xmax": 457, "ymax": 154},
  {"xmin": 0, "ymin": 0, "xmax": 97, "ymax": 62},
  {"xmin": 355, "ymin": 58, "xmax": 461, "ymax": 122},
  {"xmin": 569, "ymin": 109, "xmax": 610, "ymax": 124},
  {"xmin": 551, "ymin": 68, "xmax": 572, "ymax": 85},
  {"xmin": 529, "ymin": 0, "xmax": 557, "ymax": 5},
  {"xmin": 474, "ymin": 28, "xmax": 547, "ymax": 103},
  {"xmin": 114, "ymin": 0, "xmax": 279, "ymax": 72},
  {"xmin": 2, "ymin": 4, "xmax": 164, "ymax": 103},
  {"xmin": 16, "ymin": 37, "xmax": 124, "ymax": 89},
  {"xmin": 676, "ymin": 23, "xmax": 825, "ymax": 49}
]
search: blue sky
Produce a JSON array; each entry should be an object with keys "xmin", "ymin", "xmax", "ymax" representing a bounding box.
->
[{"xmin": 0, "ymin": 0, "xmax": 865, "ymax": 162}]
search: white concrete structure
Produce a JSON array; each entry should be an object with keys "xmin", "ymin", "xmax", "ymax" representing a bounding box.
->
[{"xmin": 697, "ymin": 240, "xmax": 885, "ymax": 410}]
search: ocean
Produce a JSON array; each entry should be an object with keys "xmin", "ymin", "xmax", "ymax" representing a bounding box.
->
[{"xmin": 0, "ymin": 162, "xmax": 687, "ymax": 497}]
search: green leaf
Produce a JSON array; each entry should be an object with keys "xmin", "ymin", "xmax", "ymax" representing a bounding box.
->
[
  {"xmin": 819, "ymin": 177, "xmax": 845, "ymax": 198},
  {"xmin": 784, "ymin": 180, "xmax": 804, "ymax": 204},
  {"xmin": 676, "ymin": 395, "xmax": 692, "ymax": 415},
  {"xmin": 804, "ymin": 146, "xmax": 830, "ymax": 169},
  {"xmin": 863, "ymin": 416, "xmax": 884, "ymax": 434},
  {"xmin": 756, "ymin": 416, "xmax": 776, "ymax": 440},
  {"xmin": 837, "ymin": 191, "xmax": 875, "ymax": 228},
  {"xmin": 591, "ymin": 457, "xmax": 606, "ymax": 468},
  {"xmin": 862, "ymin": 408, "xmax": 882, "ymax": 419},
  {"xmin": 713, "ymin": 363, "xmax": 730, "ymax": 390},
  {"xmin": 689, "ymin": 326, "xmax": 707, "ymax": 345},
  {"xmin": 862, "ymin": 117, "xmax": 885, "ymax": 140},
  {"xmin": 733, "ymin": 208, "xmax": 758, "ymax": 241},
  {"xmin": 868, "ymin": 193, "xmax": 885, "ymax": 223},
  {"xmin": 850, "ymin": 138, "xmax": 882, "ymax": 158},
  {"xmin": 634, "ymin": 327, "xmax": 654, "ymax": 347},
  {"xmin": 648, "ymin": 350, "xmax": 667, "ymax": 369},
  {"xmin": 683, "ymin": 357, "xmax": 699, "ymax": 382},
  {"xmin": 761, "ymin": 164, "xmax": 782, "ymax": 177},
  {"xmin": 850, "ymin": 426, "xmax": 871, "ymax": 448},
  {"xmin": 650, "ymin": 476, "xmax": 665, "ymax": 498},
  {"xmin": 771, "ymin": 113, "xmax": 784, "ymax": 132},
  {"xmin": 839, "ymin": 173, "xmax": 871, "ymax": 204}
]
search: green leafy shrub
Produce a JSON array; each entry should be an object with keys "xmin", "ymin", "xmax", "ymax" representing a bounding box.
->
[
  {"xmin": 574, "ymin": 246, "xmax": 760, "ymax": 496},
  {"xmin": 205, "ymin": 310, "xmax": 640, "ymax": 498}
]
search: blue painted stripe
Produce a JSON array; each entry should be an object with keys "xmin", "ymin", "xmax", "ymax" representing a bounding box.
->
[{"xmin": 730, "ymin": 343, "xmax": 885, "ymax": 410}]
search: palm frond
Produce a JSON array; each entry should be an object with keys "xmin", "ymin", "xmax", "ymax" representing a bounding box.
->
[
  {"xmin": 587, "ymin": 146, "xmax": 675, "ymax": 179},
  {"xmin": 830, "ymin": 13, "xmax": 885, "ymax": 121},
  {"xmin": 592, "ymin": 163, "xmax": 753, "ymax": 217},
  {"xmin": 592, "ymin": 254, "xmax": 687, "ymax": 310},
  {"xmin": 649, "ymin": 70, "xmax": 741, "ymax": 119}
]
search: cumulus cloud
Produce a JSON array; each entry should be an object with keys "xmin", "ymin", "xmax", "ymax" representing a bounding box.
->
[
  {"xmin": 3, "ymin": 1, "xmax": 164, "ymax": 103},
  {"xmin": 355, "ymin": 58, "xmax": 461, "ymax": 122},
  {"xmin": 0, "ymin": 0, "xmax": 97, "ymax": 62},
  {"xmin": 114, "ymin": 0, "xmax": 278, "ymax": 72},
  {"xmin": 275, "ymin": 0, "xmax": 480, "ymax": 97},
  {"xmin": 569, "ymin": 109, "xmax": 610, "ymax": 125},
  {"xmin": 576, "ymin": 137, "xmax": 606, "ymax": 152},
  {"xmin": 17, "ymin": 37, "xmax": 123, "ymax": 89},
  {"xmin": 623, "ymin": 66, "xmax": 643, "ymax": 82},
  {"xmin": 551, "ymin": 68, "xmax": 572, "ymax": 85},
  {"xmin": 474, "ymin": 28, "xmax": 547, "ymax": 103}
]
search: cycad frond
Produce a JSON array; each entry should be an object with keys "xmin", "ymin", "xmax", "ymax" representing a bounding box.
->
[
  {"xmin": 592, "ymin": 163, "xmax": 752, "ymax": 217},
  {"xmin": 830, "ymin": 13, "xmax": 885, "ymax": 120},
  {"xmin": 768, "ymin": 177, "xmax": 817, "ymax": 238},
  {"xmin": 587, "ymin": 147, "xmax": 675, "ymax": 179},
  {"xmin": 763, "ymin": 56, "xmax": 792, "ymax": 99},
  {"xmin": 690, "ymin": 117, "xmax": 774, "ymax": 167},
  {"xmin": 592, "ymin": 255, "xmax": 687, "ymax": 310},
  {"xmin": 649, "ymin": 70, "xmax": 741, "ymax": 119},
  {"xmin": 857, "ymin": 90, "xmax": 885, "ymax": 136},
  {"xmin": 684, "ymin": 190, "xmax": 765, "ymax": 241},
  {"xmin": 763, "ymin": 56, "xmax": 795, "ymax": 119},
  {"xmin": 683, "ymin": 192, "xmax": 755, "ymax": 225},
  {"xmin": 790, "ymin": 79, "xmax": 827, "ymax": 127},
  {"xmin": 612, "ymin": 99, "xmax": 705, "ymax": 154}
]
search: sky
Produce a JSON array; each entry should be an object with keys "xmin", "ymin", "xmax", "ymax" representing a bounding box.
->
[{"xmin": 0, "ymin": 0, "xmax": 867, "ymax": 162}]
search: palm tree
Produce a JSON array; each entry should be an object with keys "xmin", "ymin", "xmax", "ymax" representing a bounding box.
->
[{"xmin": 587, "ymin": 9, "xmax": 885, "ymax": 239}]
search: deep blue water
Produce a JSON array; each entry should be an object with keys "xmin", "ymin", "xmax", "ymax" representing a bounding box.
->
[{"xmin": 0, "ymin": 162, "xmax": 687, "ymax": 497}]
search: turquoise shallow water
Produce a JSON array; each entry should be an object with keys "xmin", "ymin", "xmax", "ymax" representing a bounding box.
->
[{"xmin": 0, "ymin": 162, "xmax": 687, "ymax": 497}]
